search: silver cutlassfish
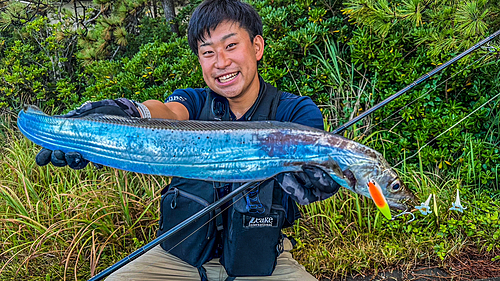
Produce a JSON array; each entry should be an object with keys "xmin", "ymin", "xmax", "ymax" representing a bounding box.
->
[{"xmin": 18, "ymin": 105, "xmax": 416, "ymax": 210}]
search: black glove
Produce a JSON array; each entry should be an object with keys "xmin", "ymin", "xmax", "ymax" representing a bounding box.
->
[
  {"xmin": 35, "ymin": 98, "xmax": 142, "ymax": 170},
  {"xmin": 278, "ymin": 165, "xmax": 340, "ymax": 205}
]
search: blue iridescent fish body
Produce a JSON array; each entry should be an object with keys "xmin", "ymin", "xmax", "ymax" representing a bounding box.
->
[{"xmin": 17, "ymin": 105, "xmax": 415, "ymax": 209}]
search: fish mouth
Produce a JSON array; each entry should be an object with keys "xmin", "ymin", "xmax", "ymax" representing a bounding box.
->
[
  {"xmin": 387, "ymin": 201, "xmax": 409, "ymax": 211},
  {"xmin": 387, "ymin": 196, "xmax": 417, "ymax": 211}
]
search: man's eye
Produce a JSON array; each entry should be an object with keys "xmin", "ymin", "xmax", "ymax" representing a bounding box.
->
[
  {"xmin": 203, "ymin": 51, "xmax": 213, "ymax": 55},
  {"xmin": 227, "ymin": 43, "xmax": 236, "ymax": 49}
]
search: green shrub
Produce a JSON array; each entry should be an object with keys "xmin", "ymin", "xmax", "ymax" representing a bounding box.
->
[
  {"xmin": 76, "ymin": 0, "xmax": 348, "ymax": 107},
  {"xmin": 254, "ymin": 0, "xmax": 347, "ymax": 102},
  {"xmin": 79, "ymin": 37, "xmax": 204, "ymax": 105},
  {"xmin": 0, "ymin": 16, "xmax": 80, "ymax": 112},
  {"xmin": 337, "ymin": 0, "xmax": 500, "ymax": 188}
]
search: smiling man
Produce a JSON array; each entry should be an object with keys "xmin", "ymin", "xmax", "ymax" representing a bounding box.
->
[
  {"xmin": 108, "ymin": 1, "xmax": 335, "ymax": 280},
  {"xmin": 142, "ymin": 17, "xmax": 265, "ymax": 121},
  {"xmin": 35, "ymin": 0, "xmax": 341, "ymax": 280},
  {"xmin": 108, "ymin": 0, "xmax": 341, "ymax": 280}
]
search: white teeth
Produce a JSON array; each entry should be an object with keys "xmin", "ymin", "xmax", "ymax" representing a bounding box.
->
[{"xmin": 218, "ymin": 72, "xmax": 238, "ymax": 83}]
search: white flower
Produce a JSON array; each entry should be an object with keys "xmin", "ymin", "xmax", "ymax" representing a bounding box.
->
[
  {"xmin": 415, "ymin": 194, "xmax": 433, "ymax": 215},
  {"xmin": 449, "ymin": 189, "xmax": 467, "ymax": 213}
]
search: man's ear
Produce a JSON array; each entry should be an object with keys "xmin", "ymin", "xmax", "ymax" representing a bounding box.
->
[{"xmin": 253, "ymin": 35, "xmax": 265, "ymax": 61}]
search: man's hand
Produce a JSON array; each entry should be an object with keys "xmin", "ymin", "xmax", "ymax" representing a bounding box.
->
[
  {"xmin": 35, "ymin": 98, "xmax": 143, "ymax": 170},
  {"xmin": 36, "ymin": 148, "xmax": 94, "ymax": 169},
  {"xmin": 278, "ymin": 165, "xmax": 340, "ymax": 205},
  {"xmin": 60, "ymin": 98, "xmax": 142, "ymax": 119}
]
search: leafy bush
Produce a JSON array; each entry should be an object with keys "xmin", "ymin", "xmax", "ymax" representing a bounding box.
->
[
  {"xmin": 77, "ymin": 0, "xmax": 348, "ymax": 106},
  {"xmin": 255, "ymin": 0, "xmax": 347, "ymax": 104},
  {"xmin": 0, "ymin": 16, "xmax": 80, "ymax": 112},
  {"xmin": 79, "ymin": 37, "xmax": 203, "ymax": 105},
  {"xmin": 337, "ymin": 0, "xmax": 500, "ymax": 188}
]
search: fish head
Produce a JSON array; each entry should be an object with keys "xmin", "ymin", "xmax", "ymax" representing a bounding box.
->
[{"xmin": 326, "ymin": 156, "xmax": 416, "ymax": 210}]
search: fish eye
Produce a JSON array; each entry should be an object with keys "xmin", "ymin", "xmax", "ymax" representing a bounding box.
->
[{"xmin": 391, "ymin": 182, "xmax": 401, "ymax": 192}]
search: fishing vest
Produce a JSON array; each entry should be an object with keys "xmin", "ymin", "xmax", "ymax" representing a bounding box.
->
[{"xmin": 157, "ymin": 77, "xmax": 299, "ymax": 280}]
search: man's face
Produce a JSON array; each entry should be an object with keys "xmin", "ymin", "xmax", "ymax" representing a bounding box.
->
[{"xmin": 197, "ymin": 21, "xmax": 264, "ymax": 101}]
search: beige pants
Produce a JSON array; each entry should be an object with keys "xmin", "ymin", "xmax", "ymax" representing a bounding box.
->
[{"xmin": 105, "ymin": 238, "xmax": 317, "ymax": 281}]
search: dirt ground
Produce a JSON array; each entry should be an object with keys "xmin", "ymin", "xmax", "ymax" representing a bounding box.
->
[{"xmin": 325, "ymin": 247, "xmax": 500, "ymax": 281}]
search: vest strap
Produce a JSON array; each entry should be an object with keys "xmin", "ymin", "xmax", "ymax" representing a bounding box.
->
[{"xmin": 197, "ymin": 266, "xmax": 208, "ymax": 281}]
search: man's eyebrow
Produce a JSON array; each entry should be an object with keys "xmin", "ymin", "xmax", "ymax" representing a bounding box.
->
[
  {"xmin": 199, "ymin": 33, "xmax": 237, "ymax": 48},
  {"xmin": 221, "ymin": 33, "xmax": 237, "ymax": 41},
  {"xmin": 199, "ymin": 41, "xmax": 212, "ymax": 48}
]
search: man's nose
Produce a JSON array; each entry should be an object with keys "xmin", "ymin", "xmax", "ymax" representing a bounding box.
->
[{"xmin": 214, "ymin": 52, "xmax": 231, "ymax": 69}]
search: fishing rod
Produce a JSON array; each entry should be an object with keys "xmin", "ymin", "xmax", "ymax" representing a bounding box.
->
[
  {"xmin": 89, "ymin": 29, "xmax": 500, "ymax": 281},
  {"xmin": 333, "ymin": 28, "xmax": 500, "ymax": 134},
  {"xmin": 88, "ymin": 181, "xmax": 259, "ymax": 281}
]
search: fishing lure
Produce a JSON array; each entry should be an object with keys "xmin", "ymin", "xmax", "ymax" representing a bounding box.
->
[{"xmin": 368, "ymin": 180, "xmax": 392, "ymax": 220}]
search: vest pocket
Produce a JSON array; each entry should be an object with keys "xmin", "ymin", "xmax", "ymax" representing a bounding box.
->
[
  {"xmin": 157, "ymin": 186, "xmax": 216, "ymax": 267},
  {"xmin": 220, "ymin": 204, "xmax": 286, "ymax": 277}
]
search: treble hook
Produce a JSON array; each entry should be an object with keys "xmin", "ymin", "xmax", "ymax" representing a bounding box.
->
[{"xmin": 392, "ymin": 208, "xmax": 416, "ymax": 223}]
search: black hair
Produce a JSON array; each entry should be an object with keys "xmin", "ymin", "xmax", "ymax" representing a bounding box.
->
[{"xmin": 188, "ymin": 0, "xmax": 263, "ymax": 55}]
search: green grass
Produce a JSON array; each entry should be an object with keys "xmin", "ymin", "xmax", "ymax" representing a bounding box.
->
[
  {"xmin": 287, "ymin": 140, "xmax": 500, "ymax": 279},
  {"xmin": 288, "ymin": 168, "xmax": 500, "ymax": 279},
  {"xmin": 0, "ymin": 116, "xmax": 499, "ymax": 280},
  {"xmin": 0, "ymin": 120, "xmax": 167, "ymax": 280}
]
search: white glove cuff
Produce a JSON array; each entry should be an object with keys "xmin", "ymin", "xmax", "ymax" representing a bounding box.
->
[{"xmin": 135, "ymin": 102, "xmax": 152, "ymax": 118}]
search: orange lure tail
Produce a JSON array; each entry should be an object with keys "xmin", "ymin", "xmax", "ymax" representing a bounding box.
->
[{"xmin": 368, "ymin": 181, "xmax": 392, "ymax": 220}]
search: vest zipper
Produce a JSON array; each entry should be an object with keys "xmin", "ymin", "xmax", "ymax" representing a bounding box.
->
[{"xmin": 166, "ymin": 188, "xmax": 210, "ymax": 207}]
